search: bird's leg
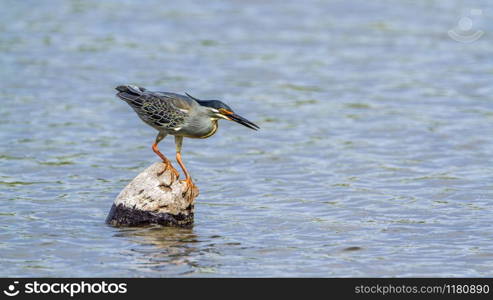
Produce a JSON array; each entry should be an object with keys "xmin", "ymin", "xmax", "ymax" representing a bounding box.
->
[
  {"xmin": 152, "ymin": 132, "xmax": 179, "ymax": 178},
  {"xmin": 175, "ymin": 136, "xmax": 195, "ymax": 193}
]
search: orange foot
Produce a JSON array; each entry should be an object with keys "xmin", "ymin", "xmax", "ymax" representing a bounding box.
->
[
  {"xmin": 163, "ymin": 160, "xmax": 180, "ymax": 179},
  {"xmin": 181, "ymin": 177, "xmax": 198, "ymax": 199}
]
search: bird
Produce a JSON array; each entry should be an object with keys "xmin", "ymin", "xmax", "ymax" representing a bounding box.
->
[{"xmin": 115, "ymin": 84, "xmax": 259, "ymax": 191}]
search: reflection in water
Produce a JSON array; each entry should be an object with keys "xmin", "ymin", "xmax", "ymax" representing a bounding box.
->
[{"xmin": 114, "ymin": 226, "xmax": 221, "ymax": 275}]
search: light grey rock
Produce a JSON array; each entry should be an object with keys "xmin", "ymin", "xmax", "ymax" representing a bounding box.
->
[{"xmin": 106, "ymin": 162, "xmax": 198, "ymax": 227}]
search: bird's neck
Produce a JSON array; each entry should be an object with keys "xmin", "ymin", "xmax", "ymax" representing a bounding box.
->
[{"xmin": 199, "ymin": 119, "xmax": 218, "ymax": 139}]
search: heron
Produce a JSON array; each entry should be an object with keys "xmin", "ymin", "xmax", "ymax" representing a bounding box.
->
[{"xmin": 115, "ymin": 85, "xmax": 259, "ymax": 191}]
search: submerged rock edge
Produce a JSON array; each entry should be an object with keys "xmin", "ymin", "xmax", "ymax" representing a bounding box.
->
[{"xmin": 106, "ymin": 203, "xmax": 194, "ymax": 227}]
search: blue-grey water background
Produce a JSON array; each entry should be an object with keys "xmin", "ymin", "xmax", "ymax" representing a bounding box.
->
[{"xmin": 1, "ymin": 0, "xmax": 493, "ymax": 277}]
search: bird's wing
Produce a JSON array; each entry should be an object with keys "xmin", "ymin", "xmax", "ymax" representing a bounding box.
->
[
  {"xmin": 153, "ymin": 92, "xmax": 195, "ymax": 111},
  {"xmin": 139, "ymin": 91, "xmax": 191, "ymax": 130},
  {"xmin": 116, "ymin": 85, "xmax": 195, "ymax": 130}
]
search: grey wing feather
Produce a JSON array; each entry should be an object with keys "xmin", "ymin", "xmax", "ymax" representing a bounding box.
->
[{"xmin": 116, "ymin": 85, "xmax": 195, "ymax": 130}]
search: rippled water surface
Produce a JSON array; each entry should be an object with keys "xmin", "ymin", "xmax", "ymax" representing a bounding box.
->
[{"xmin": 1, "ymin": 0, "xmax": 493, "ymax": 277}]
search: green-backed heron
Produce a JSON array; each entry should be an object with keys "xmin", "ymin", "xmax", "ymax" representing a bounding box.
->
[{"xmin": 116, "ymin": 85, "xmax": 259, "ymax": 191}]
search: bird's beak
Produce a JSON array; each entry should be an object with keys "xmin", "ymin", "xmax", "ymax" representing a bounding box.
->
[{"xmin": 220, "ymin": 109, "xmax": 259, "ymax": 130}]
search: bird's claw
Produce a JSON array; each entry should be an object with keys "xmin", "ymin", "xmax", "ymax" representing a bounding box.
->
[
  {"xmin": 180, "ymin": 177, "xmax": 196, "ymax": 198},
  {"xmin": 170, "ymin": 166, "xmax": 180, "ymax": 180},
  {"xmin": 162, "ymin": 160, "xmax": 180, "ymax": 180}
]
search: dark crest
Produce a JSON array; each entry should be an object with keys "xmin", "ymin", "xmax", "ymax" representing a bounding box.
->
[{"xmin": 186, "ymin": 93, "xmax": 233, "ymax": 111}]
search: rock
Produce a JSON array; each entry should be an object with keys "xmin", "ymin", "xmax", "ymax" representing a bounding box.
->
[{"xmin": 106, "ymin": 162, "xmax": 199, "ymax": 227}]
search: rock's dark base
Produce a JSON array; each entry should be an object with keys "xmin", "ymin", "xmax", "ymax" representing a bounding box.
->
[{"xmin": 106, "ymin": 203, "xmax": 194, "ymax": 227}]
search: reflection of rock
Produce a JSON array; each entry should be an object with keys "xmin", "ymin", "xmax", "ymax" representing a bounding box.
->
[
  {"xmin": 106, "ymin": 162, "xmax": 198, "ymax": 227},
  {"xmin": 123, "ymin": 227, "xmax": 201, "ymax": 268}
]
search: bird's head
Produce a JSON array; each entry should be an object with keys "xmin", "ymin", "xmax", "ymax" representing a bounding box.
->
[{"xmin": 186, "ymin": 93, "xmax": 259, "ymax": 130}]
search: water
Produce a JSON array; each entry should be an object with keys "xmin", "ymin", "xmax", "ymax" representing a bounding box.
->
[{"xmin": 1, "ymin": 0, "xmax": 493, "ymax": 277}]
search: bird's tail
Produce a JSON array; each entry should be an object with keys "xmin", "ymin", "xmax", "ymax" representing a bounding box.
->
[{"xmin": 115, "ymin": 85, "xmax": 147, "ymax": 108}]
